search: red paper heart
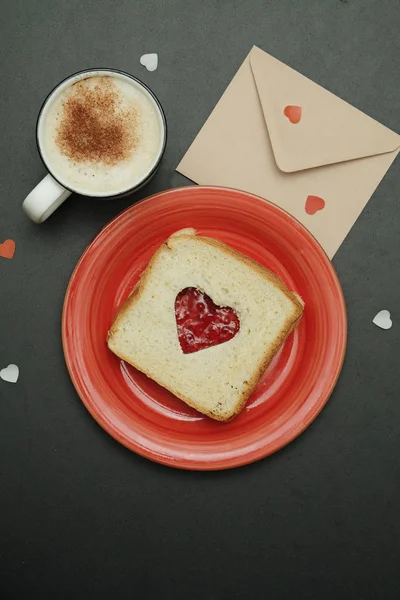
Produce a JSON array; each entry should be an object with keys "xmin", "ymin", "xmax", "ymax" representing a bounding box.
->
[
  {"xmin": 305, "ymin": 195, "xmax": 325, "ymax": 215},
  {"xmin": 0, "ymin": 239, "xmax": 16, "ymax": 260},
  {"xmin": 284, "ymin": 105, "xmax": 302, "ymax": 124},
  {"xmin": 175, "ymin": 287, "xmax": 240, "ymax": 354}
]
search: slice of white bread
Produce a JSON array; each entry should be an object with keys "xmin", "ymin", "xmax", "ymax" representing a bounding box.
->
[{"xmin": 107, "ymin": 228, "xmax": 304, "ymax": 421}]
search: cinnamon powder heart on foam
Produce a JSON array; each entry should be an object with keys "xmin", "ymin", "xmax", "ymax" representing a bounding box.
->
[{"xmin": 175, "ymin": 288, "xmax": 240, "ymax": 354}]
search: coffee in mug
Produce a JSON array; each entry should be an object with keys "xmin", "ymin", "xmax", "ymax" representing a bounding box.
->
[{"xmin": 23, "ymin": 69, "xmax": 167, "ymax": 223}]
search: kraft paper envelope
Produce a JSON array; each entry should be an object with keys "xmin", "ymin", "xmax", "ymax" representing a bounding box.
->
[{"xmin": 177, "ymin": 46, "xmax": 400, "ymax": 258}]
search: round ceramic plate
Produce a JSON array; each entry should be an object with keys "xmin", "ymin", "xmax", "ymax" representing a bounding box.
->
[{"xmin": 62, "ymin": 186, "xmax": 347, "ymax": 470}]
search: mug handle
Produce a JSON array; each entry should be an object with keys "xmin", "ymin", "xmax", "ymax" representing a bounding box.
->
[{"xmin": 23, "ymin": 174, "xmax": 72, "ymax": 223}]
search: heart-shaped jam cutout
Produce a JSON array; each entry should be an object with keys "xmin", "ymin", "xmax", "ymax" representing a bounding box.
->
[{"xmin": 175, "ymin": 287, "xmax": 240, "ymax": 354}]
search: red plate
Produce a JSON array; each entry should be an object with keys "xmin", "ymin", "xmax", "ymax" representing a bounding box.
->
[{"xmin": 62, "ymin": 186, "xmax": 347, "ymax": 469}]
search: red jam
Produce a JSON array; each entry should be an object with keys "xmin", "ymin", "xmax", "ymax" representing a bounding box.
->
[{"xmin": 175, "ymin": 287, "xmax": 240, "ymax": 354}]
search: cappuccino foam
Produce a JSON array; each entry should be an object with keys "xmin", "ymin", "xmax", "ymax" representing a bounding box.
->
[{"xmin": 39, "ymin": 73, "xmax": 164, "ymax": 196}]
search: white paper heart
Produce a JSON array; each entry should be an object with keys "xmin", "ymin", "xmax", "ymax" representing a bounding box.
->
[
  {"xmin": 0, "ymin": 363, "xmax": 19, "ymax": 383},
  {"xmin": 373, "ymin": 310, "xmax": 392, "ymax": 330},
  {"xmin": 140, "ymin": 53, "xmax": 158, "ymax": 72}
]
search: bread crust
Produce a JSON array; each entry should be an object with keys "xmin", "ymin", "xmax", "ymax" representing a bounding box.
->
[{"xmin": 107, "ymin": 229, "xmax": 304, "ymax": 421}]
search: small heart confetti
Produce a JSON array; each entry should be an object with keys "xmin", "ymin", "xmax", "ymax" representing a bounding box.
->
[
  {"xmin": 373, "ymin": 310, "xmax": 392, "ymax": 330},
  {"xmin": 0, "ymin": 364, "xmax": 19, "ymax": 384},
  {"xmin": 305, "ymin": 195, "xmax": 325, "ymax": 215},
  {"xmin": 140, "ymin": 53, "xmax": 158, "ymax": 72},
  {"xmin": 284, "ymin": 105, "xmax": 302, "ymax": 124},
  {"xmin": 0, "ymin": 239, "xmax": 16, "ymax": 260}
]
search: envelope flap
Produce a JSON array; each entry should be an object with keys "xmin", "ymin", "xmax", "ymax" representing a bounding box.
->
[{"xmin": 250, "ymin": 46, "xmax": 400, "ymax": 173}]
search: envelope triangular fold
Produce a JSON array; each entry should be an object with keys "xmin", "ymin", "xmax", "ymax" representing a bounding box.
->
[{"xmin": 250, "ymin": 46, "xmax": 399, "ymax": 172}]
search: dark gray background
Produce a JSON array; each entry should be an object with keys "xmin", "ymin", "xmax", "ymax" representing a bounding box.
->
[{"xmin": 1, "ymin": 0, "xmax": 399, "ymax": 598}]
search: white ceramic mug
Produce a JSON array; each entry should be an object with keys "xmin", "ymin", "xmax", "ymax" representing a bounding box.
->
[{"xmin": 23, "ymin": 68, "xmax": 167, "ymax": 223}]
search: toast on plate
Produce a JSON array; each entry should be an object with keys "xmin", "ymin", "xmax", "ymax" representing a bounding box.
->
[{"xmin": 107, "ymin": 228, "xmax": 304, "ymax": 421}]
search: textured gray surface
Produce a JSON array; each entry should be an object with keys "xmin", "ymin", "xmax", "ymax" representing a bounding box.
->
[{"xmin": 1, "ymin": 1, "xmax": 400, "ymax": 598}]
